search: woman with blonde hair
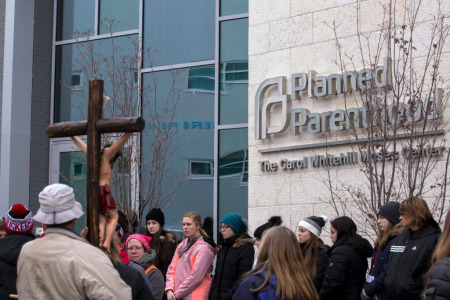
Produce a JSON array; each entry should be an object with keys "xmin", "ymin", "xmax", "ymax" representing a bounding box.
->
[
  {"xmin": 423, "ymin": 211, "xmax": 450, "ymax": 299},
  {"xmin": 233, "ymin": 226, "xmax": 318, "ymax": 300},
  {"xmin": 165, "ymin": 212, "xmax": 218, "ymax": 300}
]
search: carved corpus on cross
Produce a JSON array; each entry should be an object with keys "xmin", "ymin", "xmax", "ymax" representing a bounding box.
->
[{"xmin": 46, "ymin": 79, "xmax": 145, "ymax": 246}]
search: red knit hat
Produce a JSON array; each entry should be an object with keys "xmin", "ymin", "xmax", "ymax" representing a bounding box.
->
[{"xmin": 4, "ymin": 204, "xmax": 34, "ymax": 235}]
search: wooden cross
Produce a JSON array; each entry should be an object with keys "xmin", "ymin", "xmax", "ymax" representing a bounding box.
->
[{"xmin": 46, "ymin": 79, "xmax": 145, "ymax": 246}]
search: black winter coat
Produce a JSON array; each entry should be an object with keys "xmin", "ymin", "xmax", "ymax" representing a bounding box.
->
[
  {"xmin": 209, "ymin": 234, "xmax": 255, "ymax": 300},
  {"xmin": 301, "ymin": 244, "xmax": 329, "ymax": 293},
  {"xmin": 0, "ymin": 233, "xmax": 35, "ymax": 299},
  {"xmin": 314, "ymin": 249, "xmax": 329, "ymax": 293},
  {"xmin": 319, "ymin": 235, "xmax": 373, "ymax": 300},
  {"xmin": 363, "ymin": 223, "xmax": 404, "ymax": 300},
  {"xmin": 115, "ymin": 262, "xmax": 154, "ymax": 300},
  {"xmin": 385, "ymin": 218, "xmax": 441, "ymax": 300},
  {"xmin": 424, "ymin": 257, "xmax": 450, "ymax": 300}
]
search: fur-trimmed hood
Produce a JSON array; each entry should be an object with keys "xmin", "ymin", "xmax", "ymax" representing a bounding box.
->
[
  {"xmin": 233, "ymin": 236, "xmax": 256, "ymax": 248},
  {"xmin": 221, "ymin": 233, "xmax": 255, "ymax": 249},
  {"xmin": 159, "ymin": 231, "xmax": 177, "ymax": 243},
  {"xmin": 387, "ymin": 222, "xmax": 405, "ymax": 238}
]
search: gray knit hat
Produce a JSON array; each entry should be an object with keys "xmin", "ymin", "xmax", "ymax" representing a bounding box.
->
[{"xmin": 298, "ymin": 215, "xmax": 328, "ymax": 238}]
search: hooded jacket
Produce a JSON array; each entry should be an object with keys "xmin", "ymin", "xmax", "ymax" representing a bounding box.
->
[
  {"xmin": 363, "ymin": 222, "xmax": 404, "ymax": 300},
  {"xmin": 209, "ymin": 233, "xmax": 255, "ymax": 300},
  {"xmin": 165, "ymin": 236, "xmax": 218, "ymax": 300},
  {"xmin": 320, "ymin": 235, "xmax": 373, "ymax": 300},
  {"xmin": 17, "ymin": 227, "xmax": 131, "ymax": 300},
  {"xmin": 0, "ymin": 233, "xmax": 35, "ymax": 299},
  {"xmin": 384, "ymin": 218, "xmax": 441, "ymax": 300},
  {"xmin": 423, "ymin": 257, "xmax": 450, "ymax": 300}
]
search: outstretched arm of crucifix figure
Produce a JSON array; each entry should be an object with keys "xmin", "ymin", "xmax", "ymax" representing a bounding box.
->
[
  {"xmin": 102, "ymin": 132, "xmax": 133, "ymax": 161},
  {"xmin": 71, "ymin": 136, "xmax": 87, "ymax": 154}
]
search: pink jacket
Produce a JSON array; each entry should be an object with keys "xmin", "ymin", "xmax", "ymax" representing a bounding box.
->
[{"xmin": 165, "ymin": 237, "xmax": 218, "ymax": 299}]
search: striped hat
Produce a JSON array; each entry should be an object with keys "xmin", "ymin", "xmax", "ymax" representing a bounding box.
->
[
  {"xmin": 298, "ymin": 215, "xmax": 328, "ymax": 238},
  {"xmin": 4, "ymin": 204, "xmax": 34, "ymax": 235}
]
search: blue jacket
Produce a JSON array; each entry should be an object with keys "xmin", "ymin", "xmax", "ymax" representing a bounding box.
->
[
  {"xmin": 363, "ymin": 223, "xmax": 404, "ymax": 299},
  {"xmin": 233, "ymin": 272, "xmax": 277, "ymax": 300}
]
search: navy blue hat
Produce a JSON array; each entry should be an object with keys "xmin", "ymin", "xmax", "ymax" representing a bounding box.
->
[
  {"xmin": 377, "ymin": 202, "xmax": 401, "ymax": 225},
  {"xmin": 221, "ymin": 213, "xmax": 246, "ymax": 234}
]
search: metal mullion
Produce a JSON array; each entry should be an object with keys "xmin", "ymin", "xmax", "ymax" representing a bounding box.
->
[
  {"xmin": 54, "ymin": 29, "xmax": 139, "ymax": 46},
  {"xmin": 213, "ymin": 0, "xmax": 220, "ymax": 245},
  {"xmin": 141, "ymin": 60, "xmax": 215, "ymax": 73},
  {"xmin": 218, "ymin": 13, "xmax": 248, "ymax": 22},
  {"xmin": 216, "ymin": 123, "xmax": 248, "ymax": 130},
  {"xmin": 94, "ymin": 0, "xmax": 99, "ymax": 35}
]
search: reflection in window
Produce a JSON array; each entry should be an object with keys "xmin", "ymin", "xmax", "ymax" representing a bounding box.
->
[
  {"xmin": 220, "ymin": 61, "xmax": 248, "ymax": 92},
  {"xmin": 188, "ymin": 66, "xmax": 215, "ymax": 93},
  {"xmin": 190, "ymin": 160, "xmax": 213, "ymax": 177},
  {"xmin": 99, "ymin": 0, "xmax": 139, "ymax": 34},
  {"xmin": 220, "ymin": 0, "xmax": 248, "ymax": 16},
  {"xmin": 219, "ymin": 19, "xmax": 248, "ymax": 125},
  {"xmin": 143, "ymin": 0, "xmax": 215, "ymax": 68},
  {"xmin": 219, "ymin": 150, "xmax": 248, "ymax": 183},
  {"xmin": 56, "ymin": 0, "xmax": 95, "ymax": 41},
  {"xmin": 71, "ymin": 71, "xmax": 82, "ymax": 91}
]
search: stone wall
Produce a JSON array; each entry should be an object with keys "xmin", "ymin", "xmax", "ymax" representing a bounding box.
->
[
  {"xmin": 248, "ymin": 0, "xmax": 450, "ymax": 243},
  {"xmin": 29, "ymin": 0, "xmax": 53, "ymax": 213}
]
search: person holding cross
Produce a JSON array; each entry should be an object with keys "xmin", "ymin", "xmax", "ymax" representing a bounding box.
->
[{"xmin": 71, "ymin": 100, "xmax": 132, "ymax": 252}]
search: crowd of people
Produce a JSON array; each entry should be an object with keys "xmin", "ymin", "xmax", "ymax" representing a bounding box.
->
[{"xmin": 0, "ymin": 183, "xmax": 450, "ymax": 299}]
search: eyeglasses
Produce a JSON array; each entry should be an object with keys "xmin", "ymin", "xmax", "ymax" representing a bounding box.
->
[
  {"xmin": 127, "ymin": 246, "xmax": 144, "ymax": 252},
  {"xmin": 220, "ymin": 224, "xmax": 231, "ymax": 230}
]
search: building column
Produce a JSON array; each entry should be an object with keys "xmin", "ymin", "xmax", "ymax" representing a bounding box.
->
[{"xmin": 1, "ymin": 0, "xmax": 35, "ymax": 213}]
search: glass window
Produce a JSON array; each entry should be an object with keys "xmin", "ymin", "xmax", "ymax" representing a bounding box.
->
[
  {"xmin": 59, "ymin": 151, "xmax": 87, "ymax": 232},
  {"xmin": 219, "ymin": 19, "xmax": 248, "ymax": 125},
  {"xmin": 141, "ymin": 66, "xmax": 214, "ymax": 235},
  {"xmin": 218, "ymin": 128, "xmax": 248, "ymax": 221},
  {"xmin": 54, "ymin": 35, "xmax": 139, "ymax": 122},
  {"xmin": 190, "ymin": 161, "xmax": 213, "ymax": 176},
  {"xmin": 99, "ymin": 0, "xmax": 139, "ymax": 34},
  {"xmin": 220, "ymin": 0, "xmax": 248, "ymax": 16},
  {"xmin": 188, "ymin": 66, "xmax": 215, "ymax": 93},
  {"xmin": 143, "ymin": 0, "xmax": 215, "ymax": 68},
  {"xmin": 56, "ymin": 0, "xmax": 95, "ymax": 41}
]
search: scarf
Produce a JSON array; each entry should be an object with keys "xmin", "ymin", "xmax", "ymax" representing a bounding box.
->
[{"xmin": 179, "ymin": 236, "xmax": 201, "ymax": 258}]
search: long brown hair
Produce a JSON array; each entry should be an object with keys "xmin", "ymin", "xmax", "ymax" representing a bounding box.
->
[
  {"xmin": 183, "ymin": 211, "xmax": 209, "ymax": 238},
  {"xmin": 374, "ymin": 221, "xmax": 404, "ymax": 250},
  {"xmin": 103, "ymin": 234, "xmax": 121, "ymax": 266},
  {"xmin": 301, "ymin": 234, "xmax": 327, "ymax": 279},
  {"xmin": 247, "ymin": 226, "xmax": 318, "ymax": 300},
  {"xmin": 144, "ymin": 225, "xmax": 177, "ymax": 269}
]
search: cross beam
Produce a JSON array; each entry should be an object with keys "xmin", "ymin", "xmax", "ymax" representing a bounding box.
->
[{"xmin": 46, "ymin": 79, "xmax": 145, "ymax": 246}]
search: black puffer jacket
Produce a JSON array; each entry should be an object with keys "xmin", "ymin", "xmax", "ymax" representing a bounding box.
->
[
  {"xmin": 424, "ymin": 257, "xmax": 450, "ymax": 300},
  {"xmin": 385, "ymin": 218, "xmax": 441, "ymax": 300},
  {"xmin": 301, "ymin": 243, "xmax": 329, "ymax": 293},
  {"xmin": 319, "ymin": 235, "xmax": 373, "ymax": 300},
  {"xmin": 363, "ymin": 222, "xmax": 404, "ymax": 300},
  {"xmin": 314, "ymin": 249, "xmax": 329, "ymax": 293},
  {"xmin": 0, "ymin": 233, "xmax": 35, "ymax": 299},
  {"xmin": 209, "ymin": 234, "xmax": 255, "ymax": 300}
]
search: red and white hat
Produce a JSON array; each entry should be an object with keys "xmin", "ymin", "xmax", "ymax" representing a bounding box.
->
[{"xmin": 4, "ymin": 204, "xmax": 34, "ymax": 235}]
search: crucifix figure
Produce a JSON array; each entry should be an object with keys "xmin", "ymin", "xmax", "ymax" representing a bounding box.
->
[{"xmin": 47, "ymin": 79, "xmax": 145, "ymax": 250}]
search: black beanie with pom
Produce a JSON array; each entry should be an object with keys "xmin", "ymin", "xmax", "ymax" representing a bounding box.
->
[{"xmin": 254, "ymin": 216, "xmax": 282, "ymax": 239}]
